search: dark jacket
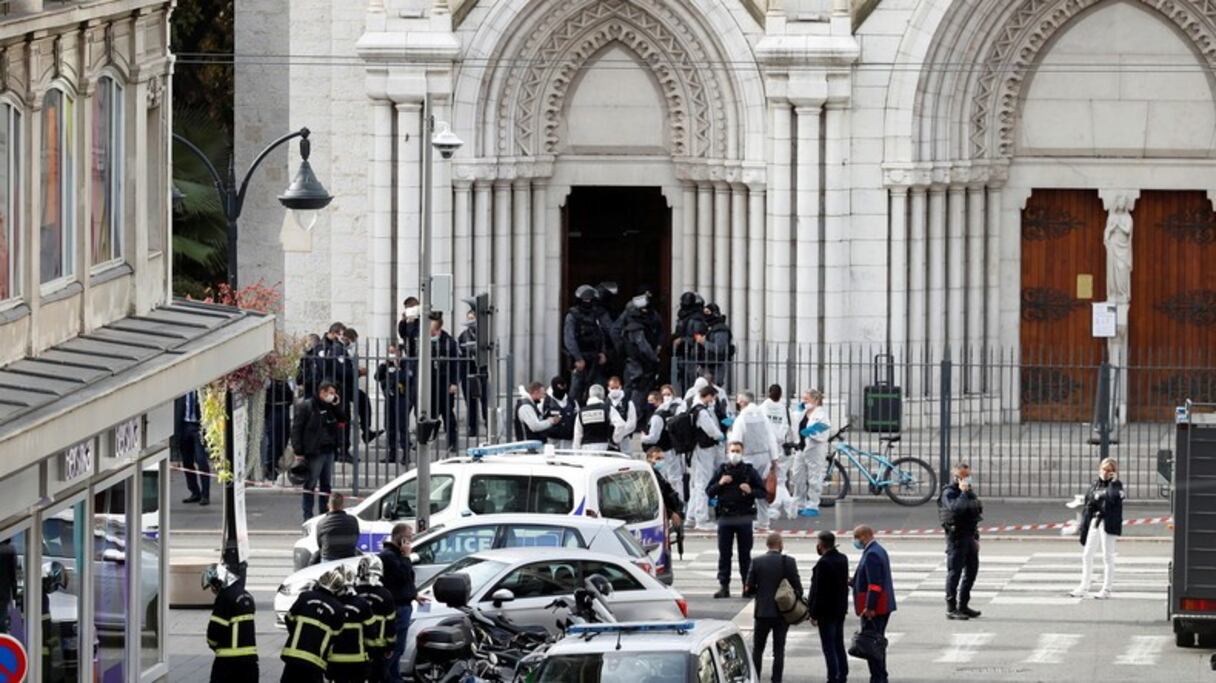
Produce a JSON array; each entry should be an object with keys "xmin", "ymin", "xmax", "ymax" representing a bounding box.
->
[
  {"xmin": 281, "ymin": 588, "xmax": 345, "ymax": 672},
  {"xmin": 315, "ymin": 511, "xmax": 360, "ymax": 562},
  {"xmin": 355, "ymin": 583, "xmax": 398, "ymax": 651},
  {"xmin": 746, "ymin": 550, "xmax": 802, "ymax": 619},
  {"xmin": 654, "ymin": 466, "xmax": 684, "ymax": 518},
  {"xmin": 852, "ymin": 540, "xmax": 896, "ymax": 616},
  {"xmin": 374, "ymin": 358, "xmax": 409, "ymax": 400},
  {"xmin": 428, "ymin": 330, "xmax": 465, "ymax": 401},
  {"xmin": 808, "ymin": 547, "xmax": 850, "ymax": 622},
  {"xmin": 378, "ymin": 542, "xmax": 417, "ymax": 606},
  {"xmin": 1080, "ymin": 477, "xmax": 1125, "ymax": 543},
  {"xmin": 290, "ymin": 396, "xmax": 346, "ymax": 458},
  {"xmin": 563, "ymin": 304, "xmax": 609, "ymax": 363},
  {"xmin": 941, "ymin": 482, "xmax": 984, "ymax": 541},
  {"xmin": 706, "ymin": 461, "xmax": 765, "ymax": 519},
  {"xmin": 206, "ymin": 582, "xmax": 257, "ymax": 661}
]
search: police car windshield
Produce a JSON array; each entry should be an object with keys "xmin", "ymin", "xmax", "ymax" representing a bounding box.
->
[
  {"xmin": 418, "ymin": 556, "xmax": 509, "ymax": 593},
  {"xmin": 536, "ymin": 652, "xmax": 687, "ymax": 682}
]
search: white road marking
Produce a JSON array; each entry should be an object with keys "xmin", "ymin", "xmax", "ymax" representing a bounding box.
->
[
  {"xmin": 1114, "ymin": 635, "xmax": 1171, "ymax": 666},
  {"xmin": 935, "ymin": 632, "xmax": 995, "ymax": 663},
  {"xmin": 1023, "ymin": 633, "xmax": 1083, "ymax": 664},
  {"xmin": 989, "ymin": 596, "xmax": 1081, "ymax": 606}
]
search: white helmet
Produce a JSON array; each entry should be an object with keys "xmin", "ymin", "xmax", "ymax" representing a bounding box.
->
[
  {"xmin": 201, "ymin": 563, "xmax": 237, "ymax": 592},
  {"xmin": 357, "ymin": 556, "xmax": 384, "ymax": 586},
  {"xmin": 316, "ymin": 567, "xmax": 347, "ymax": 595}
]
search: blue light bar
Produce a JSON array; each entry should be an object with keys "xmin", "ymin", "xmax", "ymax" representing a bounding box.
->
[
  {"xmin": 566, "ymin": 620, "xmax": 695, "ymax": 636},
  {"xmin": 466, "ymin": 441, "xmax": 544, "ymax": 459}
]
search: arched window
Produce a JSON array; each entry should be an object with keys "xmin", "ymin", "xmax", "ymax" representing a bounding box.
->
[
  {"xmin": 40, "ymin": 87, "xmax": 75, "ymax": 284},
  {"xmin": 0, "ymin": 102, "xmax": 19, "ymax": 302},
  {"xmin": 91, "ymin": 76, "xmax": 123, "ymax": 266}
]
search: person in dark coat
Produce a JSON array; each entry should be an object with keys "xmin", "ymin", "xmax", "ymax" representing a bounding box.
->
[
  {"xmin": 397, "ymin": 297, "xmax": 421, "ymax": 440},
  {"xmin": 379, "ymin": 523, "xmax": 428, "ymax": 683},
  {"xmin": 281, "ymin": 568, "xmax": 346, "ymax": 683},
  {"xmin": 174, "ymin": 390, "xmax": 211, "ymax": 506},
  {"xmin": 809, "ymin": 530, "xmax": 850, "ymax": 683},
  {"xmin": 746, "ymin": 532, "xmax": 802, "ymax": 683},
  {"xmin": 425, "ymin": 312, "xmax": 464, "ymax": 452},
  {"xmin": 314, "ymin": 492, "xmax": 360, "ymax": 563},
  {"xmin": 941, "ymin": 463, "xmax": 983, "ymax": 620},
  {"xmin": 707, "ymin": 441, "xmax": 765, "ymax": 599},
  {"xmin": 375, "ymin": 344, "xmax": 411, "ymax": 465},
  {"xmin": 851, "ymin": 525, "xmax": 896, "ymax": 683},
  {"xmin": 620, "ymin": 296, "xmax": 661, "ymax": 416},
  {"xmin": 291, "ymin": 381, "xmax": 347, "ymax": 522},
  {"xmin": 672, "ymin": 292, "xmax": 706, "ymax": 391},
  {"xmin": 698, "ymin": 303, "xmax": 734, "ymax": 392},
  {"xmin": 563, "ymin": 284, "xmax": 611, "ymax": 403},
  {"xmin": 1070, "ymin": 457, "xmax": 1125, "ymax": 599},
  {"xmin": 457, "ymin": 307, "xmax": 489, "ymax": 438}
]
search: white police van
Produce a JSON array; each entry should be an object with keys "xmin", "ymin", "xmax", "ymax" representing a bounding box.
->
[{"xmin": 293, "ymin": 442, "xmax": 673, "ymax": 583}]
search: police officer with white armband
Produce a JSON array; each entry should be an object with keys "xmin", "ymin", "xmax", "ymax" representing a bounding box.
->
[
  {"xmin": 354, "ymin": 556, "xmax": 397, "ymax": 683},
  {"xmin": 203, "ymin": 563, "xmax": 258, "ymax": 683},
  {"xmin": 329, "ymin": 566, "xmax": 377, "ymax": 683},
  {"xmin": 281, "ymin": 568, "xmax": 346, "ymax": 683},
  {"xmin": 573, "ymin": 384, "xmax": 613, "ymax": 451},
  {"xmin": 515, "ymin": 381, "xmax": 562, "ymax": 442}
]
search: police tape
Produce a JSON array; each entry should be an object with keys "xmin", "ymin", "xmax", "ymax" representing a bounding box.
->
[
  {"xmin": 683, "ymin": 515, "xmax": 1174, "ymax": 538},
  {"xmin": 167, "ymin": 463, "xmax": 372, "ymax": 503}
]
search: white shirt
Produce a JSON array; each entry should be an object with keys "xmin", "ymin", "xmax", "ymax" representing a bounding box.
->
[{"xmin": 729, "ymin": 403, "xmax": 782, "ymax": 461}]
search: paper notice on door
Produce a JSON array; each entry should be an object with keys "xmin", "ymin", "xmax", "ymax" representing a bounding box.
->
[{"xmin": 1092, "ymin": 302, "xmax": 1117, "ymax": 338}]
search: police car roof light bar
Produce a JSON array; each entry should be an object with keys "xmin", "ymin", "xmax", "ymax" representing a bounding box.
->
[
  {"xmin": 566, "ymin": 620, "xmax": 696, "ymax": 636},
  {"xmin": 466, "ymin": 441, "xmax": 544, "ymax": 459}
]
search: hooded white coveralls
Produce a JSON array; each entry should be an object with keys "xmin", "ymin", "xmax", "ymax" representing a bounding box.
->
[
  {"xmin": 791, "ymin": 404, "xmax": 831, "ymax": 511},
  {"xmin": 728, "ymin": 403, "xmax": 783, "ymax": 525},
  {"xmin": 641, "ymin": 397, "xmax": 686, "ymax": 498},
  {"xmin": 686, "ymin": 403, "xmax": 724, "ymax": 527}
]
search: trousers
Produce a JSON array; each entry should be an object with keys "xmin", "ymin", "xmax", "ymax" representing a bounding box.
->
[
  {"xmin": 387, "ymin": 603, "xmax": 413, "ymax": 683},
  {"xmin": 687, "ymin": 448, "xmax": 719, "ymax": 526},
  {"xmin": 716, "ymin": 517, "xmax": 754, "ymax": 587},
  {"xmin": 862, "ymin": 614, "xmax": 890, "ymax": 683},
  {"xmin": 179, "ymin": 424, "xmax": 211, "ymax": 499},
  {"xmin": 753, "ymin": 617, "xmax": 789, "ymax": 681},
  {"xmin": 301, "ymin": 451, "xmax": 334, "ymax": 520},
  {"xmin": 817, "ymin": 618, "xmax": 848, "ymax": 683},
  {"xmin": 791, "ymin": 443, "xmax": 825, "ymax": 510},
  {"xmin": 1077, "ymin": 519, "xmax": 1118, "ymax": 592},
  {"xmin": 945, "ymin": 536, "xmax": 980, "ymax": 607}
]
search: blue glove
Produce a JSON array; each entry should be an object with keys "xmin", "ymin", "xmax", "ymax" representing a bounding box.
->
[
  {"xmin": 708, "ymin": 497, "xmax": 718, "ymax": 508},
  {"xmin": 800, "ymin": 423, "xmax": 828, "ymax": 438},
  {"xmin": 722, "ymin": 417, "xmax": 735, "ymax": 428}
]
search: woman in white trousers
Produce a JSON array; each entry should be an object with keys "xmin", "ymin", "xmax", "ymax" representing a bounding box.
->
[
  {"xmin": 1070, "ymin": 458, "xmax": 1124, "ymax": 599},
  {"xmin": 791, "ymin": 389, "xmax": 831, "ymax": 517}
]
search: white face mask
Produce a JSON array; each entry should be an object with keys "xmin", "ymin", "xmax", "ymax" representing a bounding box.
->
[
  {"xmin": 727, "ymin": 451, "xmax": 743, "ymax": 465},
  {"xmin": 609, "ymin": 389, "xmax": 624, "ymax": 401}
]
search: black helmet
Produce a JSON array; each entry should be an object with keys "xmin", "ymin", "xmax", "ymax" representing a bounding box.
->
[
  {"xmin": 679, "ymin": 291, "xmax": 702, "ymax": 308},
  {"xmin": 585, "ymin": 573, "xmax": 613, "ymax": 597},
  {"xmin": 42, "ymin": 561, "xmax": 67, "ymax": 594},
  {"xmin": 575, "ymin": 285, "xmax": 596, "ymax": 303},
  {"xmin": 705, "ymin": 303, "xmax": 723, "ymax": 320},
  {"xmin": 596, "ymin": 282, "xmax": 619, "ymax": 299}
]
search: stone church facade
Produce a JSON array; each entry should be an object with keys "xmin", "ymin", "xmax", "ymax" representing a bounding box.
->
[{"xmin": 236, "ymin": 0, "xmax": 1216, "ymax": 390}]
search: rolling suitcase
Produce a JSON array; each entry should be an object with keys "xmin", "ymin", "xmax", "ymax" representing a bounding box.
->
[{"xmin": 863, "ymin": 353, "xmax": 902, "ymax": 433}]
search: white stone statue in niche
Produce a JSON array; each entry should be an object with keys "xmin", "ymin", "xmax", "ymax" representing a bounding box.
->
[{"xmin": 1103, "ymin": 194, "xmax": 1133, "ymax": 304}]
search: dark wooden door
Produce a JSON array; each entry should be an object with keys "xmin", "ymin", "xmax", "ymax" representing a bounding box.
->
[
  {"xmin": 1128, "ymin": 191, "xmax": 1216, "ymax": 421},
  {"xmin": 1019, "ymin": 189, "xmax": 1107, "ymax": 421}
]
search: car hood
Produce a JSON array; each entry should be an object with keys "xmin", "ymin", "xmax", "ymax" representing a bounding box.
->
[{"xmin": 282, "ymin": 556, "xmax": 366, "ymax": 588}]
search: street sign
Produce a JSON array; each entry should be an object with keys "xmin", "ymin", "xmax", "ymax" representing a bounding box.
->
[{"xmin": 0, "ymin": 634, "xmax": 29, "ymax": 682}]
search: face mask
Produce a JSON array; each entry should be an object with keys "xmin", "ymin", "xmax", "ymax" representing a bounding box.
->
[
  {"xmin": 324, "ymin": 394, "xmax": 339, "ymax": 405},
  {"xmin": 652, "ymin": 460, "xmax": 666, "ymax": 472},
  {"xmin": 609, "ymin": 389, "xmax": 624, "ymax": 402},
  {"xmin": 1103, "ymin": 470, "xmax": 1115, "ymax": 481},
  {"xmin": 958, "ymin": 477, "xmax": 970, "ymax": 487},
  {"xmin": 552, "ymin": 386, "xmax": 567, "ymax": 400},
  {"xmin": 816, "ymin": 545, "xmax": 825, "ymax": 557},
  {"xmin": 662, "ymin": 395, "xmax": 673, "ymax": 403},
  {"xmin": 727, "ymin": 451, "xmax": 743, "ymax": 465},
  {"xmin": 852, "ymin": 539, "xmax": 865, "ymax": 550}
]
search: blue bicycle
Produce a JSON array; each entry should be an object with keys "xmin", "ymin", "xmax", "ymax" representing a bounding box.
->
[{"xmin": 821, "ymin": 423, "xmax": 938, "ymax": 506}]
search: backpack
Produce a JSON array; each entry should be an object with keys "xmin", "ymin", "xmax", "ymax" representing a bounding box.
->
[
  {"xmin": 650, "ymin": 406, "xmax": 674, "ymax": 451},
  {"xmin": 665, "ymin": 406, "xmax": 700, "ymax": 454},
  {"xmin": 545, "ymin": 396, "xmax": 577, "ymax": 441}
]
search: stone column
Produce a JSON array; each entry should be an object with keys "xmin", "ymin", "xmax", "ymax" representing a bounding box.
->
[
  {"xmin": 794, "ymin": 105, "xmax": 822, "ymax": 348},
  {"xmin": 546, "ymin": 189, "xmax": 565, "ymax": 374},
  {"xmin": 713, "ymin": 182, "xmax": 731, "ymax": 307},
  {"xmin": 767, "ymin": 102, "xmax": 794, "ymax": 345},
  {"xmin": 452, "ymin": 180, "xmax": 473, "ymax": 310},
  {"xmin": 822, "ymin": 103, "xmax": 850, "ymax": 344},
  {"xmin": 512, "ymin": 180, "xmax": 532, "ymax": 372},
  {"xmin": 908, "ymin": 187, "xmax": 927, "ymax": 396},
  {"xmin": 492, "ymin": 181, "xmax": 512, "ymax": 352},
  {"xmin": 730, "ymin": 184, "xmax": 748, "ymax": 342},
  {"xmin": 369, "ymin": 101, "xmax": 395, "ymax": 340},
  {"xmin": 927, "ymin": 186, "xmax": 947, "ymax": 360},
  {"xmin": 472, "ymin": 181, "xmax": 492, "ymax": 294},
  {"xmin": 395, "ymin": 102, "xmax": 423, "ymax": 309},
  {"xmin": 889, "ymin": 188, "xmax": 909, "ymax": 352},
  {"xmin": 748, "ymin": 187, "xmax": 766, "ymax": 344},
  {"xmin": 696, "ymin": 183, "xmax": 713, "ymax": 294},
  {"xmin": 985, "ymin": 187, "xmax": 1002, "ymax": 394},
  {"xmin": 966, "ymin": 185, "xmax": 985, "ymax": 392},
  {"xmin": 531, "ymin": 182, "xmax": 548, "ymax": 377},
  {"xmin": 947, "ymin": 186, "xmax": 966, "ymax": 354},
  {"xmin": 681, "ymin": 184, "xmax": 696, "ymax": 292}
]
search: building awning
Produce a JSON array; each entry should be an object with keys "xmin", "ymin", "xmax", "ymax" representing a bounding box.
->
[{"xmin": 0, "ymin": 300, "xmax": 275, "ymax": 473}]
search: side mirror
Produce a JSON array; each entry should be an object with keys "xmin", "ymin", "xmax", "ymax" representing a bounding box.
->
[{"xmin": 490, "ymin": 588, "xmax": 515, "ymax": 607}]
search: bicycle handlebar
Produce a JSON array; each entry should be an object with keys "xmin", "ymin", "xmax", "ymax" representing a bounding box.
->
[{"xmin": 829, "ymin": 423, "xmax": 851, "ymax": 443}]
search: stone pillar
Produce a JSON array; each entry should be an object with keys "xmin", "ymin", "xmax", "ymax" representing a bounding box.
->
[
  {"xmin": 546, "ymin": 190, "xmax": 565, "ymax": 374},
  {"xmin": 794, "ymin": 105, "xmax": 822, "ymax": 348},
  {"xmin": 681, "ymin": 184, "xmax": 697, "ymax": 292},
  {"xmin": 713, "ymin": 182, "xmax": 731, "ymax": 308},
  {"xmin": 947, "ymin": 186, "xmax": 966, "ymax": 354},
  {"xmin": 966, "ymin": 185, "xmax": 985, "ymax": 392},
  {"xmin": 927, "ymin": 186, "xmax": 947, "ymax": 360},
  {"xmin": 531, "ymin": 182, "xmax": 548, "ymax": 378},
  {"xmin": 696, "ymin": 183, "xmax": 713, "ymax": 294},
  {"xmin": 473, "ymin": 181, "xmax": 492, "ymax": 294},
  {"xmin": 369, "ymin": 101, "xmax": 395, "ymax": 340},
  {"xmin": 395, "ymin": 102, "xmax": 423, "ymax": 309},
  {"xmin": 985, "ymin": 186, "xmax": 1001, "ymax": 393},
  {"xmin": 822, "ymin": 103, "xmax": 849, "ymax": 344},
  {"xmin": 492, "ymin": 181, "xmax": 512, "ymax": 351},
  {"xmin": 453, "ymin": 180, "xmax": 473, "ymax": 311},
  {"xmin": 908, "ymin": 187, "xmax": 927, "ymax": 396},
  {"xmin": 767, "ymin": 102, "xmax": 794, "ymax": 345},
  {"xmin": 747, "ymin": 187, "xmax": 766, "ymax": 345},
  {"xmin": 730, "ymin": 184, "xmax": 748, "ymax": 342},
  {"xmin": 512, "ymin": 180, "xmax": 531, "ymax": 372},
  {"xmin": 889, "ymin": 188, "xmax": 909, "ymax": 352}
]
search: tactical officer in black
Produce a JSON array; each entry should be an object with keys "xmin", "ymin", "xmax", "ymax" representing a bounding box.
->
[
  {"xmin": 698, "ymin": 304, "xmax": 735, "ymax": 392},
  {"xmin": 355, "ymin": 556, "xmax": 397, "ymax": 683},
  {"xmin": 672, "ymin": 292, "xmax": 706, "ymax": 391},
  {"xmin": 620, "ymin": 296, "xmax": 661, "ymax": 415},
  {"xmin": 281, "ymin": 568, "xmax": 347, "ymax": 682},
  {"xmin": 563, "ymin": 285, "xmax": 611, "ymax": 402},
  {"xmin": 329, "ymin": 567, "xmax": 377, "ymax": 683},
  {"xmin": 940, "ymin": 463, "xmax": 983, "ymax": 620},
  {"xmin": 203, "ymin": 563, "xmax": 258, "ymax": 682}
]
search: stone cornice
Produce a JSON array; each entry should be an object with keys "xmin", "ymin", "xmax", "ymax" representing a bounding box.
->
[{"xmin": 882, "ymin": 160, "xmax": 1010, "ymax": 189}]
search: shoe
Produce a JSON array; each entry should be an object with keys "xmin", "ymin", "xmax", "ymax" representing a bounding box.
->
[
  {"xmin": 363, "ymin": 429, "xmax": 385, "ymax": 444},
  {"xmin": 713, "ymin": 586, "xmax": 730, "ymax": 599},
  {"xmin": 1067, "ymin": 588, "xmax": 1087, "ymax": 598},
  {"xmin": 798, "ymin": 508, "xmax": 821, "ymax": 518},
  {"xmin": 182, "ymin": 495, "xmax": 201, "ymax": 504},
  {"xmin": 199, "ymin": 498, "xmax": 210, "ymax": 507},
  {"xmin": 947, "ymin": 609, "xmax": 968, "ymax": 620},
  {"xmin": 958, "ymin": 606, "xmax": 981, "ymax": 618},
  {"xmin": 741, "ymin": 588, "xmax": 756, "ymax": 599},
  {"xmin": 1093, "ymin": 589, "xmax": 1111, "ymax": 600}
]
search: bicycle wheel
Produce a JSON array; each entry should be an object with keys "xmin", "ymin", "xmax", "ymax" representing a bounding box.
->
[
  {"xmin": 820, "ymin": 458, "xmax": 850, "ymax": 506},
  {"xmin": 880, "ymin": 457, "xmax": 938, "ymax": 506}
]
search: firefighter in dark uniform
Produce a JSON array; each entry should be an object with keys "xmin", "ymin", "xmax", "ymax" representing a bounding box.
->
[
  {"xmin": 329, "ymin": 566, "xmax": 376, "ymax": 682},
  {"xmin": 355, "ymin": 556, "xmax": 397, "ymax": 682},
  {"xmin": 281, "ymin": 567, "xmax": 347, "ymax": 683},
  {"xmin": 203, "ymin": 563, "xmax": 258, "ymax": 682},
  {"xmin": 563, "ymin": 284, "xmax": 611, "ymax": 403}
]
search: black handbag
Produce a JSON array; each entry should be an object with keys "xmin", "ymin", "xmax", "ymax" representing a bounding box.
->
[{"xmin": 848, "ymin": 619, "xmax": 887, "ymax": 661}]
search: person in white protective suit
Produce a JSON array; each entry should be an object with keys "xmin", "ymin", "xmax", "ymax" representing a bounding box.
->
[
  {"xmin": 759, "ymin": 385, "xmax": 798, "ymax": 520},
  {"xmin": 686, "ymin": 385, "xmax": 725, "ymax": 528},
  {"xmin": 641, "ymin": 385, "xmax": 686, "ymax": 499},
  {"xmin": 728, "ymin": 390, "xmax": 783, "ymax": 528},
  {"xmin": 790, "ymin": 389, "xmax": 831, "ymax": 517}
]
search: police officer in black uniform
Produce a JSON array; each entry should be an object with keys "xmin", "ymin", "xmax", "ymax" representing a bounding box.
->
[
  {"xmin": 941, "ymin": 463, "xmax": 983, "ymax": 620},
  {"xmin": 574, "ymin": 384, "xmax": 614, "ymax": 450},
  {"xmin": 672, "ymin": 292, "xmax": 706, "ymax": 391},
  {"xmin": 355, "ymin": 556, "xmax": 397, "ymax": 683},
  {"xmin": 620, "ymin": 296, "xmax": 661, "ymax": 415},
  {"xmin": 329, "ymin": 566, "xmax": 376, "ymax": 683},
  {"xmin": 281, "ymin": 568, "xmax": 347, "ymax": 683},
  {"xmin": 563, "ymin": 285, "xmax": 611, "ymax": 402},
  {"xmin": 203, "ymin": 563, "xmax": 258, "ymax": 682},
  {"xmin": 707, "ymin": 441, "xmax": 766, "ymax": 599},
  {"xmin": 700, "ymin": 304, "xmax": 735, "ymax": 393}
]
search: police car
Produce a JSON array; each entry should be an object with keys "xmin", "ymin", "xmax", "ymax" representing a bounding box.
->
[
  {"xmin": 529, "ymin": 620, "xmax": 759, "ymax": 683},
  {"xmin": 274, "ymin": 514, "xmax": 653, "ymax": 625},
  {"xmin": 292, "ymin": 442, "xmax": 673, "ymax": 583}
]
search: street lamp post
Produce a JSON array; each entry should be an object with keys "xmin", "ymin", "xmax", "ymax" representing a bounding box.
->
[
  {"xmin": 416, "ymin": 100, "xmax": 463, "ymax": 533},
  {"xmin": 173, "ymin": 128, "xmax": 333, "ymax": 574}
]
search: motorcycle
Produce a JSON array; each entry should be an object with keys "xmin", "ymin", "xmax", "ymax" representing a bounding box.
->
[{"xmin": 511, "ymin": 575, "xmax": 617, "ymax": 682}]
